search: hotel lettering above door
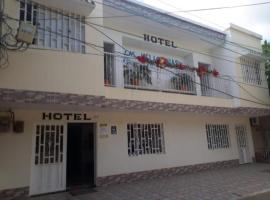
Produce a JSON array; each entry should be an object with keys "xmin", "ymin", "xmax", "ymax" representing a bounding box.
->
[{"xmin": 42, "ymin": 112, "xmax": 92, "ymax": 121}]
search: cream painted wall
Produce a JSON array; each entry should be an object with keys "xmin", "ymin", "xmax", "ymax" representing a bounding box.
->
[
  {"xmin": 97, "ymin": 111, "xmax": 254, "ymax": 177},
  {"xmin": 1, "ymin": 0, "xmax": 105, "ymax": 96},
  {"xmin": 2, "ymin": 0, "xmax": 269, "ymax": 109},
  {"xmin": 0, "ymin": 109, "xmax": 254, "ymax": 190}
]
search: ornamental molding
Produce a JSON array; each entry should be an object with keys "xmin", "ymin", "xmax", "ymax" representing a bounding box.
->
[
  {"xmin": 0, "ymin": 88, "xmax": 269, "ymax": 116},
  {"xmin": 103, "ymin": 0, "xmax": 226, "ymax": 41}
]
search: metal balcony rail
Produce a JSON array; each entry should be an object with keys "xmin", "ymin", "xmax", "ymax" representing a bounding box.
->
[
  {"xmin": 123, "ymin": 62, "xmax": 197, "ymax": 95},
  {"xmin": 104, "ymin": 53, "xmax": 233, "ymax": 99}
]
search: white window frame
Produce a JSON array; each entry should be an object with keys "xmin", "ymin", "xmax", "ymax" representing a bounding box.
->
[
  {"xmin": 206, "ymin": 124, "xmax": 230, "ymax": 150},
  {"xmin": 127, "ymin": 123, "xmax": 165, "ymax": 156},
  {"xmin": 19, "ymin": 0, "xmax": 86, "ymax": 53}
]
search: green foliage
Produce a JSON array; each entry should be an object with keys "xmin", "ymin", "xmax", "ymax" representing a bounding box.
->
[
  {"xmin": 262, "ymin": 40, "xmax": 270, "ymax": 93},
  {"xmin": 123, "ymin": 63, "xmax": 152, "ymax": 85}
]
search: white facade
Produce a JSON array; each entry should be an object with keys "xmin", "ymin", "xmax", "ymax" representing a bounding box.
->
[{"xmin": 0, "ymin": 0, "xmax": 269, "ymax": 196}]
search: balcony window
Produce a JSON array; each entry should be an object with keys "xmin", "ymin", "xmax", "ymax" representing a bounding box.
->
[
  {"xmin": 240, "ymin": 57, "xmax": 262, "ymax": 85},
  {"xmin": 123, "ymin": 58, "xmax": 197, "ymax": 94},
  {"xmin": 19, "ymin": 0, "xmax": 86, "ymax": 53},
  {"xmin": 104, "ymin": 42, "xmax": 115, "ymax": 86}
]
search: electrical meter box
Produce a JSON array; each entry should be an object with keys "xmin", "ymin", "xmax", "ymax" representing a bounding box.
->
[{"xmin": 16, "ymin": 22, "xmax": 36, "ymax": 44}]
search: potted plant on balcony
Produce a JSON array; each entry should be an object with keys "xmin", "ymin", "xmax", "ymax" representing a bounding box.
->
[
  {"xmin": 124, "ymin": 63, "xmax": 152, "ymax": 86},
  {"xmin": 170, "ymin": 73, "xmax": 195, "ymax": 92}
]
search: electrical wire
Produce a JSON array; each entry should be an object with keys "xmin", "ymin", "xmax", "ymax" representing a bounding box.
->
[
  {"xmin": 86, "ymin": 21, "xmax": 268, "ymax": 73},
  {"xmin": 15, "ymin": 0, "xmax": 268, "ymax": 62},
  {"xmin": 4, "ymin": 14, "xmax": 269, "ymax": 91},
  {"xmin": 19, "ymin": 42, "xmax": 270, "ymax": 107},
  {"xmin": 84, "ymin": 24, "xmax": 270, "ymax": 107},
  {"xmin": 93, "ymin": 0, "xmax": 269, "ymax": 60}
]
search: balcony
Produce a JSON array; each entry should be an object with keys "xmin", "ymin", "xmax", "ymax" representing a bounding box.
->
[
  {"xmin": 32, "ymin": 0, "xmax": 95, "ymax": 15},
  {"xmin": 104, "ymin": 53, "xmax": 233, "ymax": 99}
]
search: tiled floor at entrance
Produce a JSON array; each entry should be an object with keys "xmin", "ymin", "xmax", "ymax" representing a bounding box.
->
[{"xmin": 31, "ymin": 163, "xmax": 270, "ymax": 200}]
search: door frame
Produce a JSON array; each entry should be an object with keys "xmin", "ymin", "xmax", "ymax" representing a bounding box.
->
[
  {"xmin": 30, "ymin": 122, "xmax": 97, "ymax": 196},
  {"xmin": 29, "ymin": 123, "xmax": 67, "ymax": 196},
  {"xmin": 67, "ymin": 122, "xmax": 97, "ymax": 187}
]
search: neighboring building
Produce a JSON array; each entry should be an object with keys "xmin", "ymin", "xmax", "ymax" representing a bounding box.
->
[
  {"xmin": 251, "ymin": 116, "xmax": 270, "ymax": 162},
  {"xmin": 0, "ymin": 0, "xmax": 270, "ymax": 197}
]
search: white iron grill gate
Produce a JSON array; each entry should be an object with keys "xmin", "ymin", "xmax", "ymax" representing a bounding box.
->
[{"xmin": 35, "ymin": 125, "xmax": 64, "ymax": 165}]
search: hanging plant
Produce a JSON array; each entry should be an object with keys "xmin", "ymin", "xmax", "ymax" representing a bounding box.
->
[
  {"xmin": 136, "ymin": 55, "xmax": 148, "ymax": 64},
  {"xmin": 155, "ymin": 57, "xmax": 168, "ymax": 69},
  {"xmin": 212, "ymin": 69, "xmax": 219, "ymax": 77},
  {"xmin": 135, "ymin": 53, "xmax": 219, "ymax": 77},
  {"xmin": 196, "ymin": 65, "xmax": 208, "ymax": 77}
]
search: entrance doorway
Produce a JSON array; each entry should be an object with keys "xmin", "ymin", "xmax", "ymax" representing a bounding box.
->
[{"xmin": 67, "ymin": 123, "xmax": 95, "ymax": 188}]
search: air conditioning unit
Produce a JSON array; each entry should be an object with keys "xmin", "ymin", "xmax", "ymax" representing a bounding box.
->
[{"xmin": 250, "ymin": 117, "xmax": 260, "ymax": 126}]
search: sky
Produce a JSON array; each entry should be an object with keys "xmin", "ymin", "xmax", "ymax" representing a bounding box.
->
[{"xmin": 139, "ymin": 0, "xmax": 270, "ymax": 41}]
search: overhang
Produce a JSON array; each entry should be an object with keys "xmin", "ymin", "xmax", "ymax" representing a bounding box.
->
[
  {"xmin": 32, "ymin": 0, "xmax": 96, "ymax": 16},
  {"xmin": 103, "ymin": 0, "xmax": 226, "ymax": 41},
  {"xmin": 0, "ymin": 88, "xmax": 270, "ymax": 117}
]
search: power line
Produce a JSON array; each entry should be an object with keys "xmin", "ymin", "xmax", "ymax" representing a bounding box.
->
[
  {"xmin": 93, "ymin": 0, "xmax": 270, "ymax": 15},
  {"xmin": 5, "ymin": 13, "xmax": 268, "ymax": 81},
  {"xmin": 93, "ymin": 0, "xmax": 269, "ymax": 61},
  {"xmin": 4, "ymin": 14, "xmax": 269, "ymax": 90},
  {"xmin": 154, "ymin": 0, "xmax": 265, "ymax": 54},
  {"xmin": 85, "ymin": 24, "xmax": 270, "ymax": 106},
  {"xmin": 86, "ymin": 21, "xmax": 268, "ymax": 72},
  {"xmin": 155, "ymin": 0, "xmax": 227, "ymax": 30},
  {"xmin": 167, "ymin": 1, "xmax": 270, "ymax": 13},
  {"xmin": 16, "ymin": 0, "xmax": 267, "ymax": 61},
  {"xmin": 24, "ymin": 43, "xmax": 270, "ymax": 107}
]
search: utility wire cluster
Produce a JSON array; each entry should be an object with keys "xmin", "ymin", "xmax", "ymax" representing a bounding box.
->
[
  {"xmin": 0, "ymin": 0, "xmax": 29, "ymax": 69},
  {"xmin": 1, "ymin": 0, "xmax": 269, "ymax": 107}
]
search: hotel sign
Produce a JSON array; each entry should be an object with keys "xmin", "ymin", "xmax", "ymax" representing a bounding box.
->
[
  {"xmin": 42, "ymin": 112, "xmax": 91, "ymax": 121},
  {"xmin": 143, "ymin": 34, "xmax": 177, "ymax": 48}
]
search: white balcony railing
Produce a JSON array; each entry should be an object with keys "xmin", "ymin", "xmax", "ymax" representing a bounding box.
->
[{"xmin": 104, "ymin": 53, "xmax": 233, "ymax": 99}]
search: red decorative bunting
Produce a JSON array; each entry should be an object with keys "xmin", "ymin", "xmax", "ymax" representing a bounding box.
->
[
  {"xmin": 136, "ymin": 55, "xmax": 148, "ymax": 64},
  {"xmin": 135, "ymin": 55, "xmax": 219, "ymax": 77}
]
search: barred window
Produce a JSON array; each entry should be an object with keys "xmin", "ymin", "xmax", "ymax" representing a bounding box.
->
[
  {"xmin": 206, "ymin": 124, "xmax": 230, "ymax": 150},
  {"xmin": 19, "ymin": 0, "xmax": 86, "ymax": 53},
  {"xmin": 127, "ymin": 123, "xmax": 165, "ymax": 156},
  {"xmin": 240, "ymin": 57, "xmax": 262, "ymax": 85}
]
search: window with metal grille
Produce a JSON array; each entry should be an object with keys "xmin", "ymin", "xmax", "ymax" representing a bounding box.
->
[
  {"xmin": 127, "ymin": 123, "xmax": 165, "ymax": 156},
  {"xmin": 240, "ymin": 57, "xmax": 262, "ymax": 85},
  {"xmin": 19, "ymin": 0, "xmax": 86, "ymax": 53},
  {"xmin": 206, "ymin": 124, "xmax": 230, "ymax": 150},
  {"xmin": 34, "ymin": 125, "xmax": 64, "ymax": 165}
]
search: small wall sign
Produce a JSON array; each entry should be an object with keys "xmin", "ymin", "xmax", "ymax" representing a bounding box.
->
[
  {"xmin": 99, "ymin": 123, "xmax": 109, "ymax": 138},
  {"xmin": 144, "ymin": 34, "xmax": 177, "ymax": 48},
  {"xmin": 111, "ymin": 125, "xmax": 117, "ymax": 135},
  {"xmin": 42, "ymin": 112, "xmax": 91, "ymax": 121}
]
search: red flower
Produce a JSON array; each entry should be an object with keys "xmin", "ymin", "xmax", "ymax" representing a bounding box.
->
[
  {"xmin": 155, "ymin": 57, "xmax": 168, "ymax": 68},
  {"xmin": 212, "ymin": 69, "xmax": 219, "ymax": 77},
  {"xmin": 197, "ymin": 66, "xmax": 207, "ymax": 77},
  {"xmin": 136, "ymin": 55, "xmax": 148, "ymax": 64},
  {"xmin": 177, "ymin": 63, "xmax": 185, "ymax": 70}
]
